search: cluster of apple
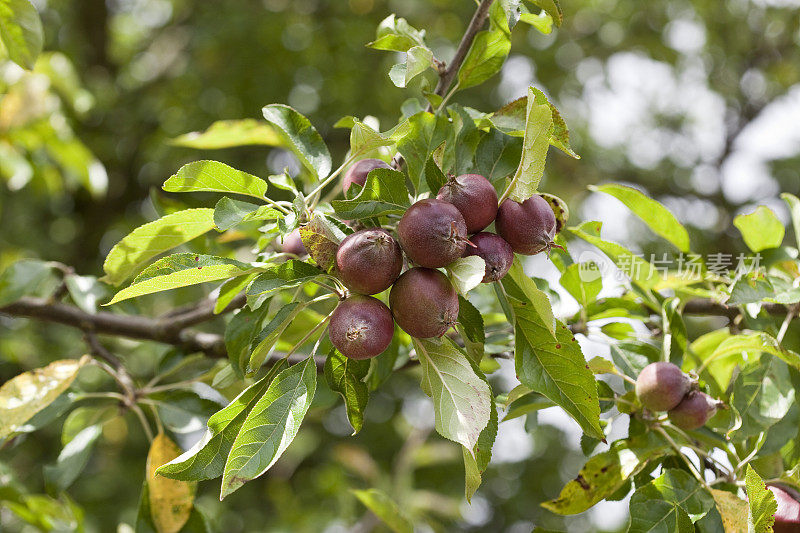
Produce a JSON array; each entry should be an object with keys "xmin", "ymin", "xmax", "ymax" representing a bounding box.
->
[{"xmin": 283, "ymin": 158, "xmax": 560, "ymax": 360}]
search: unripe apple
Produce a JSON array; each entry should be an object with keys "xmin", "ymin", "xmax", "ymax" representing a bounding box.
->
[
  {"xmin": 463, "ymin": 232, "xmax": 514, "ymax": 283},
  {"xmin": 768, "ymin": 485, "xmax": 800, "ymax": 533},
  {"xmin": 668, "ymin": 390, "xmax": 720, "ymax": 430},
  {"xmin": 397, "ymin": 198, "xmax": 469, "ymax": 268},
  {"xmin": 281, "ymin": 229, "xmax": 306, "ymax": 257},
  {"xmin": 495, "ymin": 195, "xmax": 557, "ymax": 255},
  {"xmin": 436, "ymin": 173, "xmax": 498, "ymax": 233},
  {"xmin": 343, "ymin": 158, "xmax": 391, "ymax": 194},
  {"xmin": 335, "ymin": 229, "xmax": 403, "ymax": 295},
  {"xmin": 389, "ymin": 267, "xmax": 458, "ymax": 338},
  {"xmin": 328, "ymin": 295, "xmax": 394, "ymax": 359},
  {"xmin": 635, "ymin": 362, "xmax": 692, "ymax": 412}
]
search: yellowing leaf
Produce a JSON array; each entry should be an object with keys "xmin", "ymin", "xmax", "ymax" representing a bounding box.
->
[
  {"xmin": 710, "ymin": 489, "xmax": 748, "ymax": 533},
  {"xmin": 0, "ymin": 356, "xmax": 90, "ymax": 439},
  {"xmin": 147, "ymin": 433, "xmax": 197, "ymax": 533}
]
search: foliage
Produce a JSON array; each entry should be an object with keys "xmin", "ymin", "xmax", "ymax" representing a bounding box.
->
[{"xmin": 1, "ymin": 0, "xmax": 800, "ymax": 532}]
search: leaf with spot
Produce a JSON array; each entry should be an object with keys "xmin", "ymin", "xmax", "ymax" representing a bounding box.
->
[
  {"xmin": 544, "ymin": 436, "xmax": 669, "ymax": 515},
  {"xmin": 746, "ymin": 465, "xmax": 776, "ymax": 533},
  {"xmin": 145, "ymin": 433, "xmax": 197, "ymax": 533},
  {"xmin": 325, "ymin": 349, "xmax": 370, "ymax": 434},
  {"xmin": 107, "ymin": 254, "xmax": 254, "ymax": 304},
  {"xmin": 0, "ymin": 356, "xmax": 90, "ymax": 439},
  {"xmin": 299, "ymin": 214, "xmax": 344, "ymax": 273},
  {"xmin": 220, "ymin": 357, "xmax": 316, "ymax": 499}
]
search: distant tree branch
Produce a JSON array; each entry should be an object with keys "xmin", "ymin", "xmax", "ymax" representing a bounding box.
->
[{"xmin": 432, "ymin": 0, "xmax": 495, "ymax": 99}]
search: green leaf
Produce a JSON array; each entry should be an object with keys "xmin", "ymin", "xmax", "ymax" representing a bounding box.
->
[
  {"xmin": 728, "ymin": 271, "xmax": 777, "ymax": 306},
  {"xmin": 489, "ymin": 89, "xmax": 579, "ymax": 158},
  {"xmin": 474, "ymin": 128, "xmax": 523, "ymax": 181},
  {"xmin": 156, "ymin": 373, "xmax": 275, "ymax": 481},
  {"xmin": 331, "ymin": 168, "xmax": 410, "ymax": 220},
  {"xmin": 505, "ymin": 87, "xmax": 553, "ymax": 201},
  {"xmin": 662, "ymin": 297, "xmax": 688, "ymax": 366},
  {"xmin": 262, "ymin": 104, "xmax": 331, "ymax": 180},
  {"xmin": 220, "ymin": 357, "xmax": 317, "ymax": 498},
  {"xmin": 215, "ymin": 273, "xmax": 256, "ymax": 314},
  {"xmin": 365, "ymin": 331, "xmax": 400, "ymax": 391},
  {"xmin": 734, "ymin": 206, "xmax": 785, "ymax": 252},
  {"xmin": 0, "ymin": 356, "xmax": 89, "ymax": 439},
  {"xmin": 102, "ymin": 208, "xmax": 217, "ymax": 286},
  {"xmin": 730, "ymin": 354, "xmax": 794, "ymax": 439},
  {"xmin": 395, "ymin": 111, "xmax": 450, "ymax": 191},
  {"xmin": 170, "ymin": 119, "xmax": 282, "ymax": 149},
  {"xmin": 367, "ymin": 14, "xmax": 426, "ymax": 52},
  {"xmin": 519, "ymin": 11, "xmax": 553, "ymax": 34},
  {"xmin": 150, "ymin": 387, "xmax": 226, "ymax": 435},
  {"xmin": 248, "ymin": 302, "xmax": 306, "ymax": 373},
  {"xmin": 352, "ymin": 489, "xmax": 413, "ymax": 533},
  {"xmin": 325, "ymin": 349, "xmax": 370, "ymax": 434},
  {"xmin": 781, "ymin": 193, "xmax": 800, "ymax": 246},
  {"xmin": 424, "ymin": 156, "xmax": 447, "ymax": 193},
  {"xmin": 347, "ymin": 119, "xmax": 404, "ymax": 157},
  {"xmin": 61, "ymin": 406, "xmax": 117, "ymax": 445},
  {"xmin": 458, "ymin": 296, "xmax": 485, "ymax": 364},
  {"xmin": 463, "ymin": 359, "xmax": 497, "ymax": 501},
  {"xmin": 414, "ymin": 337, "xmax": 492, "ymax": 453},
  {"xmin": 504, "ymin": 283, "xmax": 603, "ymax": 440},
  {"xmin": 0, "ymin": 259, "xmax": 55, "ymax": 306},
  {"xmin": 64, "ymin": 275, "xmax": 109, "ymax": 314},
  {"xmin": 591, "ymin": 184, "xmax": 691, "ymax": 253},
  {"xmin": 225, "ymin": 304, "xmax": 269, "ymax": 374},
  {"xmin": 298, "ymin": 214, "xmax": 343, "ymax": 272},
  {"xmin": 107, "ymin": 254, "xmax": 254, "ymax": 304},
  {"xmin": 746, "ymin": 465, "xmax": 776, "ymax": 533},
  {"xmin": 505, "ymin": 258, "xmax": 555, "ymax": 334},
  {"xmin": 559, "ymin": 263, "xmax": 602, "ymax": 307},
  {"xmin": 629, "ymin": 469, "xmax": 713, "ymax": 531},
  {"xmin": 245, "ymin": 260, "xmax": 321, "ymax": 303},
  {"xmin": 163, "ymin": 160, "xmax": 269, "ymax": 200},
  {"xmin": 213, "ymin": 197, "xmax": 282, "ymax": 232},
  {"xmin": 44, "ymin": 425, "xmax": 102, "ymax": 492},
  {"xmin": 543, "ymin": 435, "xmax": 670, "ymax": 515},
  {"xmin": 446, "ymin": 256, "xmax": 485, "ymax": 295},
  {"xmin": 567, "ymin": 221, "xmax": 661, "ymax": 288},
  {"xmin": 497, "ymin": 0, "xmax": 521, "ymax": 28},
  {"xmin": 609, "ymin": 342, "xmax": 659, "ymax": 384},
  {"xmin": 146, "ymin": 433, "xmax": 197, "ymax": 533},
  {"xmin": 457, "ymin": 26, "xmax": 511, "ymax": 91},
  {"xmin": 0, "ymin": 0, "xmax": 43, "ymax": 69},
  {"xmin": 389, "ymin": 46, "xmax": 433, "ymax": 88},
  {"xmin": 528, "ymin": 0, "xmax": 563, "ymax": 26}
]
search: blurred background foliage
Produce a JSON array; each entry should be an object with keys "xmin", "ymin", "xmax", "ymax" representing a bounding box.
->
[{"xmin": 1, "ymin": 0, "xmax": 799, "ymax": 531}]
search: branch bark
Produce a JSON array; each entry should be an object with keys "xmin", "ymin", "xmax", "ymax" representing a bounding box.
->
[
  {"xmin": 1, "ymin": 296, "xmax": 233, "ymax": 358},
  {"xmin": 432, "ymin": 0, "xmax": 495, "ymax": 99}
]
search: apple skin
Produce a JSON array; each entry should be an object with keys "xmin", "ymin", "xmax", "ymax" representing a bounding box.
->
[{"xmin": 769, "ymin": 485, "xmax": 800, "ymax": 532}]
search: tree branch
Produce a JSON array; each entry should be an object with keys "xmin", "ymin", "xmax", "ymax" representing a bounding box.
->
[
  {"xmin": 432, "ymin": 0, "xmax": 495, "ymax": 99},
  {"xmin": 1, "ymin": 296, "xmax": 232, "ymax": 358}
]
